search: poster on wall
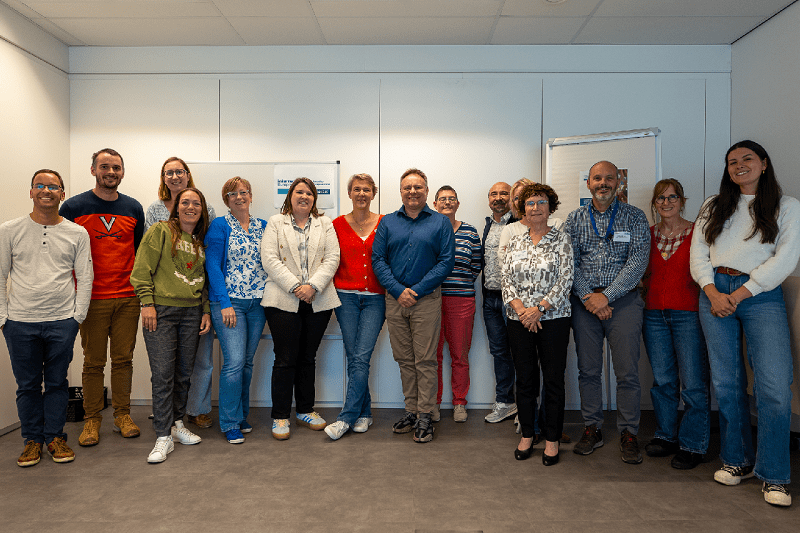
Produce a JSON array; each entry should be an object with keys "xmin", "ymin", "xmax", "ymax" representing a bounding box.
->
[{"xmin": 274, "ymin": 163, "xmax": 338, "ymax": 210}]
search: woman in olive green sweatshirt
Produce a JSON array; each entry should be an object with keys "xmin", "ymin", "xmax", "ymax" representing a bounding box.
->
[{"xmin": 131, "ymin": 187, "xmax": 211, "ymax": 464}]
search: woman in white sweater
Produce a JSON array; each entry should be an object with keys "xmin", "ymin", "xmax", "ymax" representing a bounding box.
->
[
  {"xmin": 260, "ymin": 177, "xmax": 341, "ymax": 441},
  {"xmin": 691, "ymin": 140, "xmax": 800, "ymax": 507}
]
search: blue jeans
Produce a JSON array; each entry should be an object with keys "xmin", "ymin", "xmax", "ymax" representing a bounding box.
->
[
  {"xmin": 4, "ymin": 318, "xmax": 79, "ymax": 444},
  {"xmin": 334, "ymin": 291, "xmax": 385, "ymax": 426},
  {"xmin": 482, "ymin": 289, "xmax": 515, "ymax": 404},
  {"xmin": 211, "ymin": 299, "xmax": 267, "ymax": 433},
  {"xmin": 699, "ymin": 272, "xmax": 793, "ymax": 484},
  {"xmin": 643, "ymin": 309, "xmax": 710, "ymax": 453},
  {"xmin": 186, "ymin": 321, "xmax": 214, "ymax": 417}
]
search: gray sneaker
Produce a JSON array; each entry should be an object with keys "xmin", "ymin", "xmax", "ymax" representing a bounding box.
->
[
  {"xmin": 484, "ymin": 402, "xmax": 517, "ymax": 423},
  {"xmin": 453, "ymin": 405, "xmax": 468, "ymax": 423},
  {"xmin": 392, "ymin": 411, "xmax": 417, "ymax": 434},
  {"xmin": 352, "ymin": 417, "xmax": 372, "ymax": 433},
  {"xmin": 413, "ymin": 413, "xmax": 434, "ymax": 443},
  {"xmin": 573, "ymin": 424, "xmax": 604, "ymax": 455}
]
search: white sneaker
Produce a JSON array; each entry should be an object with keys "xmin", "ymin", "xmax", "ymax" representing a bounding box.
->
[
  {"xmin": 485, "ymin": 402, "xmax": 517, "ymax": 423},
  {"xmin": 324, "ymin": 420, "xmax": 350, "ymax": 441},
  {"xmin": 453, "ymin": 404, "xmax": 468, "ymax": 423},
  {"xmin": 272, "ymin": 419, "xmax": 290, "ymax": 440},
  {"xmin": 171, "ymin": 420, "xmax": 201, "ymax": 445},
  {"xmin": 296, "ymin": 411, "xmax": 327, "ymax": 430},
  {"xmin": 353, "ymin": 417, "xmax": 373, "ymax": 433},
  {"xmin": 147, "ymin": 436, "xmax": 174, "ymax": 463}
]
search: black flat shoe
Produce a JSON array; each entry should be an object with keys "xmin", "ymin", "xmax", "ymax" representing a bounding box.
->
[
  {"xmin": 542, "ymin": 452, "xmax": 560, "ymax": 466},
  {"xmin": 515, "ymin": 444, "xmax": 534, "ymax": 461},
  {"xmin": 671, "ymin": 450, "xmax": 705, "ymax": 470}
]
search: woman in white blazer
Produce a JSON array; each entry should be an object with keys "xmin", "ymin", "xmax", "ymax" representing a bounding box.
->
[{"xmin": 261, "ymin": 177, "xmax": 340, "ymax": 441}]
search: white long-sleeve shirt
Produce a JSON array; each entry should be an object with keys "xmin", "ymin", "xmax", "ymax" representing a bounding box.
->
[
  {"xmin": 691, "ymin": 194, "xmax": 800, "ymax": 296},
  {"xmin": 0, "ymin": 215, "xmax": 93, "ymax": 327}
]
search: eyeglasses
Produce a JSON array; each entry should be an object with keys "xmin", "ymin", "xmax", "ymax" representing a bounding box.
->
[
  {"xmin": 226, "ymin": 190, "xmax": 250, "ymax": 199},
  {"xmin": 655, "ymin": 194, "xmax": 680, "ymax": 204},
  {"xmin": 437, "ymin": 196, "xmax": 458, "ymax": 203},
  {"xmin": 525, "ymin": 199, "xmax": 549, "ymax": 207},
  {"xmin": 164, "ymin": 169, "xmax": 187, "ymax": 178},
  {"xmin": 32, "ymin": 184, "xmax": 62, "ymax": 192}
]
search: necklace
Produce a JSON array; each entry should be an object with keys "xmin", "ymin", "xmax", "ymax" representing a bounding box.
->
[{"xmin": 351, "ymin": 212, "xmax": 373, "ymax": 235}]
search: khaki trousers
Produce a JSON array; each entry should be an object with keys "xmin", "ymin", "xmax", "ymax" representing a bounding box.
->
[
  {"xmin": 385, "ymin": 288, "xmax": 442, "ymax": 414},
  {"xmin": 80, "ymin": 297, "xmax": 140, "ymax": 421}
]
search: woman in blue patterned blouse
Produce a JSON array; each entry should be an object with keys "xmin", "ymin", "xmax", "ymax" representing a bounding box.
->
[
  {"xmin": 502, "ymin": 183, "xmax": 573, "ymax": 465},
  {"xmin": 205, "ymin": 176, "xmax": 269, "ymax": 444}
]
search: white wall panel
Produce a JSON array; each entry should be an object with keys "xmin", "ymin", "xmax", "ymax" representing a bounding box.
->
[
  {"xmin": 68, "ymin": 77, "xmax": 220, "ymax": 404},
  {"xmin": 380, "ymin": 77, "xmax": 543, "ymax": 407}
]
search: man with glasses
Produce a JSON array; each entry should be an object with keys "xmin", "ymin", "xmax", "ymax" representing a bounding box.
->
[
  {"xmin": 564, "ymin": 160, "xmax": 650, "ymax": 464},
  {"xmin": 432, "ymin": 186, "xmax": 481, "ymax": 423},
  {"xmin": 1, "ymin": 169, "xmax": 93, "ymax": 466},
  {"xmin": 480, "ymin": 182, "xmax": 519, "ymax": 423},
  {"xmin": 60, "ymin": 148, "xmax": 145, "ymax": 447},
  {"xmin": 373, "ymin": 168, "xmax": 455, "ymax": 443}
]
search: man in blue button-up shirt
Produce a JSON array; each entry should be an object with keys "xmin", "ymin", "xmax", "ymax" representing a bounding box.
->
[
  {"xmin": 564, "ymin": 160, "xmax": 650, "ymax": 465},
  {"xmin": 372, "ymin": 168, "xmax": 455, "ymax": 443}
]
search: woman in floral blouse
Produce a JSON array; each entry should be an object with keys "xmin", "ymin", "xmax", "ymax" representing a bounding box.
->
[
  {"xmin": 502, "ymin": 183, "xmax": 573, "ymax": 465},
  {"xmin": 205, "ymin": 177, "xmax": 269, "ymax": 444}
]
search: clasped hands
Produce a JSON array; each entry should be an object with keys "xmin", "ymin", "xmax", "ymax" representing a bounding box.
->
[
  {"xmin": 517, "ymin": 306, "xmax": 543, "ymax": 332},
  {"xmin": 293, "ymin": 284, "xmax": 317, "ymax": 304},
  {"xmin": 581, "ymin": 292, "xmax": 613, "ymax": 320}
]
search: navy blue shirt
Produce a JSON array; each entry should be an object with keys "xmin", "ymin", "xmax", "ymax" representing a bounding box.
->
[{"xmin": 372, "ymin": 204, "xmax": 455, "ymax": 300}]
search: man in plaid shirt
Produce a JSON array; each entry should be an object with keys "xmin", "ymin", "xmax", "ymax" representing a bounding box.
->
[{"xmin": 564, "ymin": 160, "xmax": 650, "ymax": 464}]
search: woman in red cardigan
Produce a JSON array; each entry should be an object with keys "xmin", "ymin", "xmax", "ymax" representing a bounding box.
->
[
  {"xmin": 641, "ymin": 178, "xmax": 710, "ymax": 470},
  {"xmin": 324, "ymin": 173, "xmax": 385, "ymax": 441}
]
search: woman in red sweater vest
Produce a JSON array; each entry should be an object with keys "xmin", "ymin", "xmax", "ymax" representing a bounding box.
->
[
  {"xmin": 641, "ymin": 178, "xmax": 710, "ymax": 470},
  {"xmin": 324, "ymin": 174, "xmax": 385, "ymax": 441}
]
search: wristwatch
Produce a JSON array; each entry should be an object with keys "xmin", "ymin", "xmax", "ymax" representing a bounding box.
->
[{"xmin": 537, "ymin": 304, "xmax": 547, "ymax": 314}]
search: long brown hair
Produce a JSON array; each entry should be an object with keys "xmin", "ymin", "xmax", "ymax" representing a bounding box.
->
[
  {"xmin": 158, "ymin": 157, "xmax": 196, "ymax": 201},
  {"xmin": 700, "ymin": 140, "xmax": 781, "ymax": 245},
  {"xmin": 280, "ymin": 177, "xmax": 321, "ymax": 217},
  {"xmin": 167, "ymin": 188, "xmax": 209, "ymax": 261}
]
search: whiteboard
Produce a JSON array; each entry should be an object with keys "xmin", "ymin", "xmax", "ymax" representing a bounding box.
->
[
  {"xmin": 545, "ymin": 128, "xmax": 661, "ymax": 223},
  {"xmin": 186, "ymin": 161, "xmax": 340, "ymax": 222}
]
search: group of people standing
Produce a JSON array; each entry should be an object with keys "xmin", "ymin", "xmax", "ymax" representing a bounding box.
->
[{"xmin": 2, "ymin": 141, "xmax": 797, "ymax": 507}]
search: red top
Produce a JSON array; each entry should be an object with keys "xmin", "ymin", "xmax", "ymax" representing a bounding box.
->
[
  {"xmin": 333, "ymin": 214, "xmax": 385, "ymax": 294},
  {"xmin": 643, "ymin": 224, "xmax": 699, "ymax": 311}
]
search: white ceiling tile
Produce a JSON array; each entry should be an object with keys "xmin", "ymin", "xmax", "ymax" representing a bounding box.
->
[
  {"xmin": 227, "ymin": 17, "xmax": 325, "ymax": 45},
  {"xmin": 576, "ymin": 16, "xmax": 766, "ymax": 45},
  {"xmin": 212, "ymin": 0, "xmax": 314, "ymax": 17},
  {"xmin": 51, "ymin": 17, "xmax": 246, "ymax": 46},
  {"xmin": 318, "ymin": 17, "xmax": 494, "ymax": 45},
  {"xmin": 311, "ymin": 0, "xmax": 502, "ymax": 17},
  {"xmin": 492, "ymin": 17, "xmax": 587, "ymax": 44},
  {"xmin": 501, "ymin": 0, "xmax": 603, "ymax": 17},
  {"xmin": 24, "ymin": 1, "xmax": 221, "ymax": 18},
  {"xmin": 594, "ymin": 0, "xmax": 794, "ymax": 18}
]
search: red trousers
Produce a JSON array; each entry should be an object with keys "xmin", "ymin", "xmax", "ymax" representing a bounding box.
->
[{"xmin": 436, "ymin": 296, "xmax": 475, "ymax": 405}]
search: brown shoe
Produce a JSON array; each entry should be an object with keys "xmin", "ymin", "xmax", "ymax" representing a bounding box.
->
[
  {"xmin": 188, "ymin": 413, "xmax": 213, "ymax": 429},
  {"xmin": 560, "ymin": 432, "xmax": 571, "ymax": 444},
  {"xmin": 78, "ymin": 419, "xmax": 101, "ymax": 447},
  {"xmin": 17, "ymin": 440, "xmax": 42, "ymax": 467},
  {"xmin": 47, "ymin": 437, "xmax": 75, "ymax": 463},
  {"xmin": 113, "ymin": 414, "xmax": 140, "ymax": 438}
]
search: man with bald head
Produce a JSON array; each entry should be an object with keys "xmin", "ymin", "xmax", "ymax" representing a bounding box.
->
[
  {"xmin": 480, "ymin": 181, "xmax": 519, "ymax": 423},
  {"xmin": 564, "ymin": 161, "xmax": 650, "ymax": 464}
]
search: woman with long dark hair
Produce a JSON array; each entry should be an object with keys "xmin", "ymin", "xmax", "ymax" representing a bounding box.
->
[
  {"xmin": 131, "ymin": 187, "xmax": 212, "ymax": 463},
  {"xmin": 691, "ymin": 140, "xmax": 800, "ymax": 506}
]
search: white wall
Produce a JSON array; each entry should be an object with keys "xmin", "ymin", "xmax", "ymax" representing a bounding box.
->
[
  {"xmin": 68, "ymin": 45, "xmax": 731, "ymax": 411},
  {"xmin": 0, "ymin": 4, "xmax": 70, "ymax": 432},
  {"xmin": 731, "ymin": 1, "xmax": 800, "ymax": 421}
]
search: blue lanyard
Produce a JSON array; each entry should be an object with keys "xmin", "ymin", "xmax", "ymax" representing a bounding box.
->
[{"xmin": 589, "ymin": 200, "xmax": 618, "ymax": 241}]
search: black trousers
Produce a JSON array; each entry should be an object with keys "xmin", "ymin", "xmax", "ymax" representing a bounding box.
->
[
  {"xmin": 265, "ymin": 301, "xmax": 333, "ymax": 420},
  {"xmin": 507, "ymin": 316, "xmax": 571, "ymax": 442}
]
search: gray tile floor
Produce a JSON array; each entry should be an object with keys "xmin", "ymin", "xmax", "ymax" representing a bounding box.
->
[{"xmin": 1, "ymin": 406, "xmax": 797, "ymax": 533}]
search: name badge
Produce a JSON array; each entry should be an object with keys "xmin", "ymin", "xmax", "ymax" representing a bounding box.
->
[{"xmin": 613, "ymin": 231, "xmax": 631, "ymax": 243}]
